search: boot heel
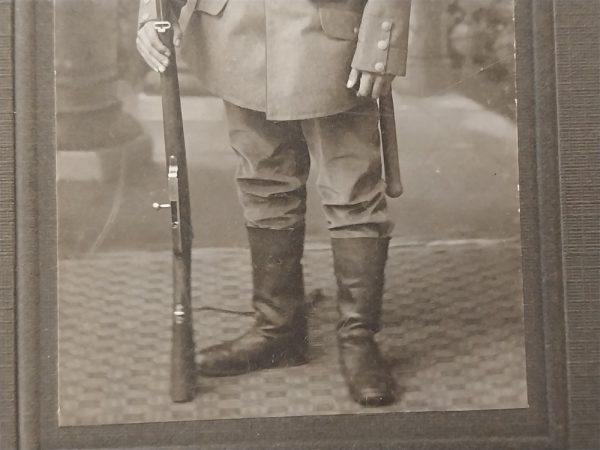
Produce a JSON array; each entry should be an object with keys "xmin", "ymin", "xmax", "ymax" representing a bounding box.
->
[{"xmin": 280, "ymin": 351, "xmax": 308, "ymax": 367}]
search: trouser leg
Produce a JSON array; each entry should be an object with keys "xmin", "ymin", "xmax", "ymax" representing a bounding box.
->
[
  {"xmin": 224, "ymin": 101, "xmax": 310, "ymax": 230},
  {"xmin": 300, "ymin": 99, "xmax": 393, "ymax": 238},
  {"xmin": 197, "ymin": 103, "xmax": 309, "ymax": 377},
  {"xmin": 302, "ymin": 100, "xmax": 395, "ymax": 405}
]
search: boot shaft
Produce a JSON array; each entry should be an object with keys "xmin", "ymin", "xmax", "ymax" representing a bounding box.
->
[
  {"xmin": 331, "ymin": 237, "xmax": 390, "ymax": 338},
  {"xmin": 247, "ymin": 226, "xmax": 307, "ymax": 337},
  {"xmin": 196, "ymin": 227, "xmax": 309, "ymax": 377}
]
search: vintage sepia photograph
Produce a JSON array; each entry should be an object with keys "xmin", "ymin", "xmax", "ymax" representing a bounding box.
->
[
  {"xmin": 55, "ymin": 0, "xmax": 526, "ymax": 427},
  {"xmin": 5, "ymin": 0, "xmax": 600, "ymax": 448}
]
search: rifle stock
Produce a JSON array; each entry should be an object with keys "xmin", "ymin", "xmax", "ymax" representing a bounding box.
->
[{"xmin": 153, "ymin": 3, "xmax": 196, "ymax": 402}]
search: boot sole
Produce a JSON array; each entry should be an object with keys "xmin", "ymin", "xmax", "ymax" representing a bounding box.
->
[
  {"xmin": 197, "ymin": 352, "xmax": 308, "ymax": 377},
  {"xmin": 352, "ymin": 391, "xmax": 395, "ymax": 407}
]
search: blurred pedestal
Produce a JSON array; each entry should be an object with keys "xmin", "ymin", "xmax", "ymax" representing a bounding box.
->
[
  {"xmin": 396, "ymin": 0, "xmax": 461, "ymax": 97},
  {"xmin": 55, "ymin": 0, "xmax": 152, "ymax": 182}
]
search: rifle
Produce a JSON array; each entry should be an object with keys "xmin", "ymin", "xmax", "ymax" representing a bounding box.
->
[
  {"xmin": 379, "ymin": 92, "xmax": 403, "ymax": 198},
  {"xmin": 151, "ymin": 0, "xmax": 196, "ymax": 403}
]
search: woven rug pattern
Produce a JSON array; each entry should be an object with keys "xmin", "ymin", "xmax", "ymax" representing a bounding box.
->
[{"xmin": 58, "ymin": 239, "xmax": 528, "ymax": 426}]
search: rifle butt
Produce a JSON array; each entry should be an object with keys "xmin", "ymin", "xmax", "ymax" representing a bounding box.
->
[
  {"xmin": 170, "ymin": 251, "xmax": 196, "ymax": 402},
  {"xmin": 170, "ymin": 322, "xmax": 195, "ymax": 402}
]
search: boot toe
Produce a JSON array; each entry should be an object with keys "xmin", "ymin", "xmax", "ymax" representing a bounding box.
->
[
  {"xmin": 343, "ymin": 366, "xmax": 397, "ymax": 407},
  {"xmin": 197, "ymin": 331, "xmax": 308, "ymax": 377},
  {"xmin": 196, "ymin": 337, "xmax": 266, "ymax": 376},
  {"xmin": 196, "ymin": 346, "xmax": 250, "ymax": 377},
  {"xmin": 338, "ymin": 336, "xmax": 397, "ymax": 407}
]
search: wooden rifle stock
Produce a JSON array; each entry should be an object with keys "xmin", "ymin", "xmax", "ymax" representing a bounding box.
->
[
  {"xmin": 153, "ymin": 1, "xmax": 196, "ymax": 403},
  {"xmin": 379, "ymin": 93, "xmax": 403, "ymax": 198}
]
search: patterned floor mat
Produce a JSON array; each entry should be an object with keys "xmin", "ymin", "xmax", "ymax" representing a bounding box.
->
[{"xmin": 58, "ymin": 239, "xmax": 528, "ymax": 426}]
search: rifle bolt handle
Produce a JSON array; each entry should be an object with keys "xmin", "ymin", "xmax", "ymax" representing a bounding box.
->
[{"xmin": 152, "ymin": 202, "xmax": 171, "ymax": 210}]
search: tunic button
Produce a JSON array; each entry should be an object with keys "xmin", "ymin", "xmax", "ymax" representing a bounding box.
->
[
  {"xmin": 374, "ymin": 62, "xmax": 385, "ymax": 73},
  {"xmin": 377, "ymin": 40, "xmax": 389, "ymax": 50},
  {"xmin": 381, "ymin": 21, "xmax": 392, "ymax": 32},
  {"xmin": 141, "ymin": 12, "xmax": 150, "ymax": 20},
  {"xmin": 353, "ymin": 27, "xmax": 359, "ymax": 34}
]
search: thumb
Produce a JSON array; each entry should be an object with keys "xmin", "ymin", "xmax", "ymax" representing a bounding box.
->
[{"xmin": 173, "ymin": 21, "xmax": 182, "ymax": 47}]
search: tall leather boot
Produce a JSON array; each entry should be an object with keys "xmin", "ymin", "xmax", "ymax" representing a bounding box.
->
[
  {"xmin": 331, "ymin": 237, "xmax": 395, "ymax": 406},
  {"xmin": 197, "ymin": 226, "xmax": 308, "ymax": 376}
]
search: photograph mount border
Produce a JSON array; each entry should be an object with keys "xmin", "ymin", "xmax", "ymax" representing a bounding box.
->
[{"xmin": 1, "ymin": 0, "xmax": 598, "ymax": 449}]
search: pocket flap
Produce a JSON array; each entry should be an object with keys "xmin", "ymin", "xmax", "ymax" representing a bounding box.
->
[
  {"xmin": 319, "ymin": 8, "xmax": 362, "ymax": 40},
  {"xmin": 195, "ymin": 0, "xmax": 228, "ymax": 15}
]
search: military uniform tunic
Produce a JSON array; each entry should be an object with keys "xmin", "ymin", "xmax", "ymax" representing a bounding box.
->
[
  {"xmin": 139, "ymin": 0, "xmax": 411, "ymax": 120},
  {"xmin": 138, "ymin": 0, "xmax": 411, "ymax": 236}
]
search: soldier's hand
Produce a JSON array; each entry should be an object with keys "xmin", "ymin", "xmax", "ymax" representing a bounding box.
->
[
  {"xmin": 347, "ymin": 68, "xmax": 395, "ymax": 99},
  {"xmin": 136, "ymin": 20, "xmax": 183, "ymax": 73}
]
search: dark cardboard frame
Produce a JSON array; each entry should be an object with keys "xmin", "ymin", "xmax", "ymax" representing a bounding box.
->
[{"xmin": 1, "ymin": 0, "xmax": 598, "ymax": 448}]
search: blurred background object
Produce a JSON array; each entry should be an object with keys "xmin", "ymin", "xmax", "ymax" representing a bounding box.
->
[
  {"xmin": 396, "ymin": 0, "xmax": 459, "ymax": 97},
  {"xmin": 118, "ymin": 0, "xmax": 149, "ymax": 86},
  {"xmin": 398, "ymin": 0, "xmax": 515, "ymax": 117},
  {"xmin": 446, "ymin": 0, "xmax": 516, "ymax": 117},
  {"xmin": 55, "ymin": 0, "xmax": 152, "ymax": 183}
]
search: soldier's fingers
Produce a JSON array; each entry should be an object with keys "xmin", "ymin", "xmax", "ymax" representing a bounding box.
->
[
  {"xmin": 137, "ymin": 38, "xmax": 162, "ymax": 72},
  {"xmin": 371, "ymin": 76, "xmax": 385, "ymax": 99},
  {"xmin": 137, "ymin": 35, "xmax": 167, "ymax": 72},
  {"xmin": 173, "ymin": 21, "xmax": 183, "ymax": 47},
  {"xmin": 357, "ymin": 72, "xmax": 374, "ymax": 97},
  {"xmin": 141, "ymin": 23, "xmax": 170, "ymax": 56},
  {"xmin": 139, "ymin": 32, "xmax": 170, "ymax": 69},
  {"xmin": 347, "ymin": 68, "xmax": 360, "ymax": 89},
  {"xmin": 137, "ymin": 39, "xmax": 162, "ymax": 72}
]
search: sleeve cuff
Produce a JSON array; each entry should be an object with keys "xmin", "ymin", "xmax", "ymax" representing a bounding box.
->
[
  {"xmin": 352, "ymin": 46, "xmax": 408, "ymax": 77},
  {"xmin": 351, "ymin": 13, "xmax": 409, "ymax": 76}
]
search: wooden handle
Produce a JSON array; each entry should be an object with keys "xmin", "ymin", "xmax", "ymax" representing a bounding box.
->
[{"xmin": 379, "ymin": 93, "xmax": 403, "ymax": 198}]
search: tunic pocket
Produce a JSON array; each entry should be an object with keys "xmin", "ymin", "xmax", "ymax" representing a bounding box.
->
[
  {"xmin": 194, "ymin": 0, "xmax": 228, "ymax": 16},
  {"xmin": 319, "ymin": 8, "xmax": 362, "ymax": 41}
]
